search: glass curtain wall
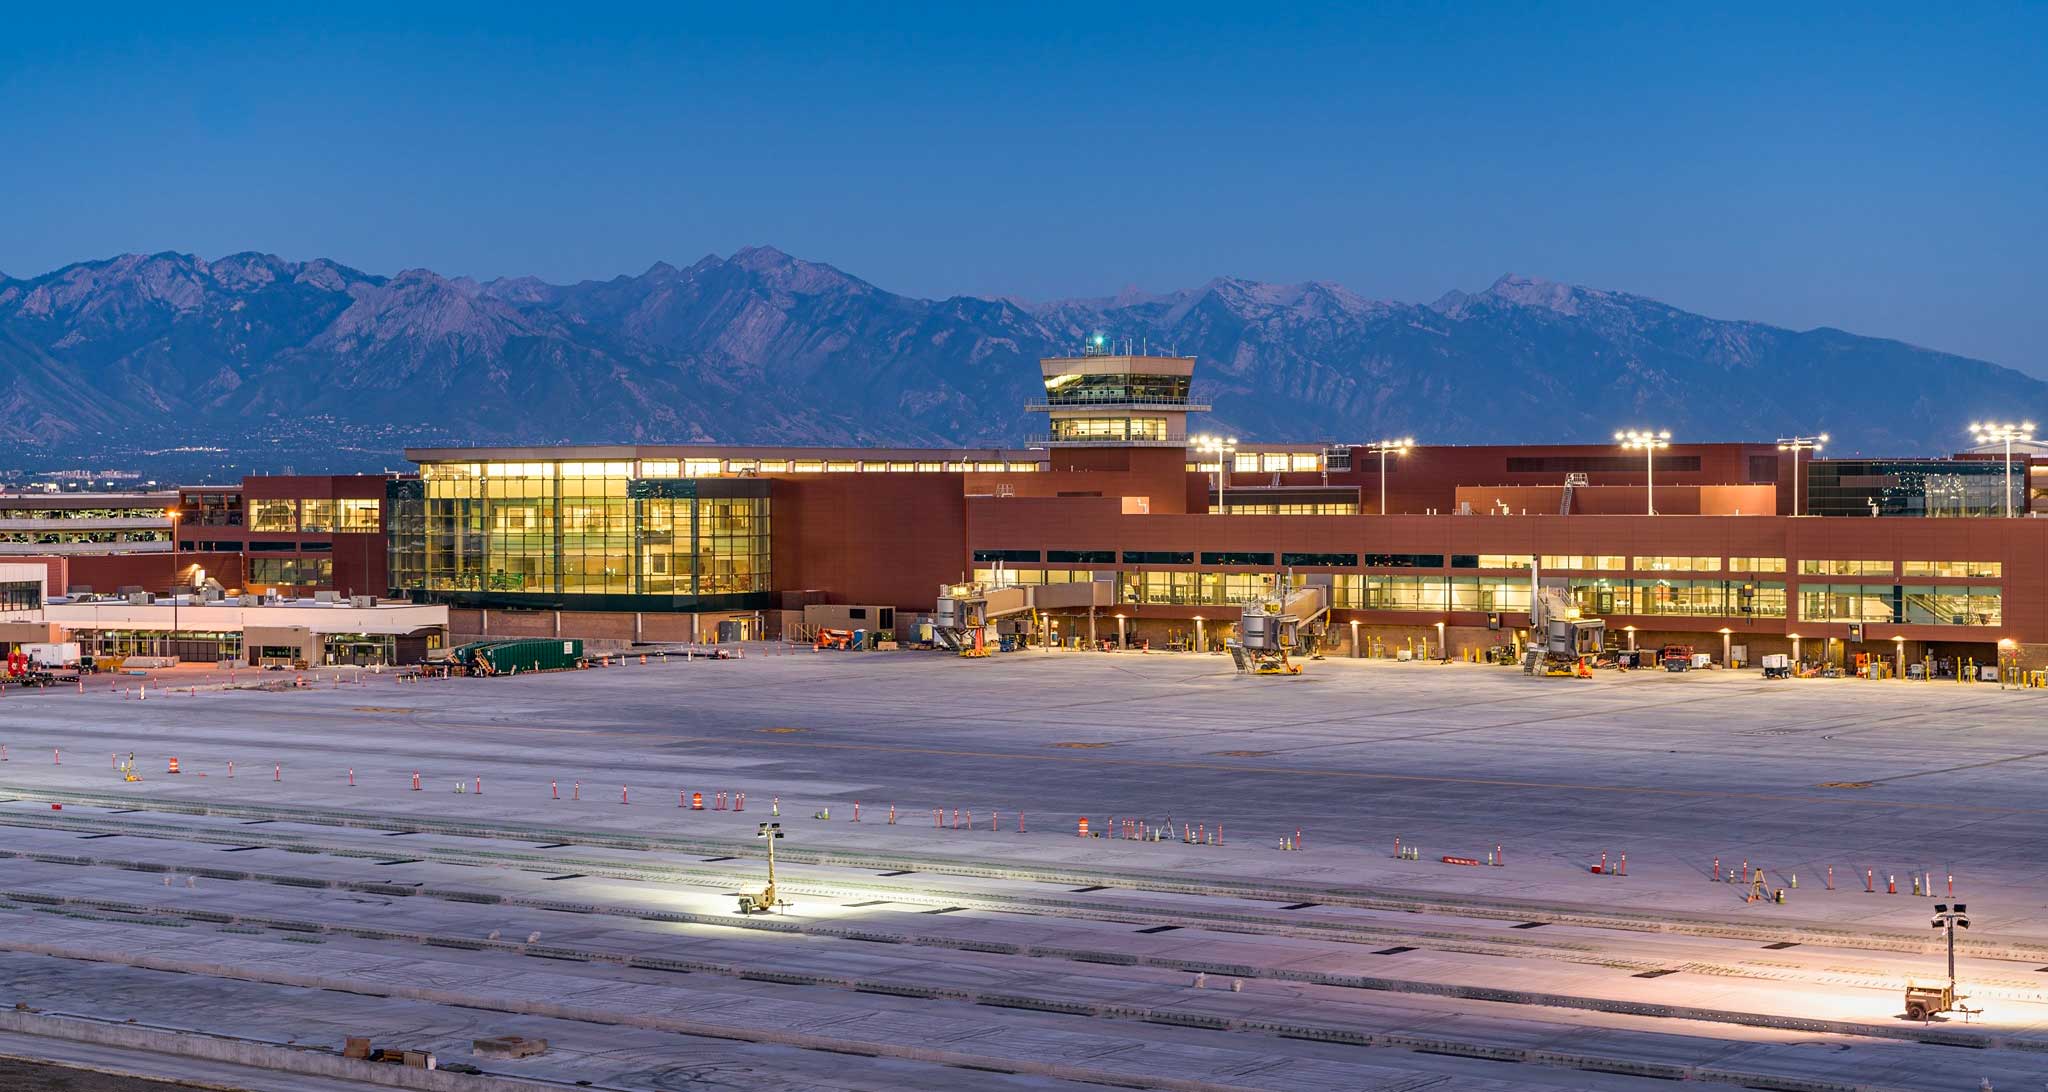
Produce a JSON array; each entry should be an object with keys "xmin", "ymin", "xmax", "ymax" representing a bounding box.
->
[{"xmin": 391, "ymin": 463, "xmax": 769, "ymax": 603}]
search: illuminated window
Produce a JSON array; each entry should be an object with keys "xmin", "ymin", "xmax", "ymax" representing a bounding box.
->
[
  {"xmin": 639, "ymin": 459, "xmax": 681, "ymax": 478},
  {"xmin": 1539, "ymin": 555, "xmax": 1625, "ymax": 571},
  {"xmin": 1476, "ymin": 554, "xmax": 1533, "ymax": 569},
  {"xmin": 1050, "ymin": 417, "xmax": 1168, "ymax": 442},
  {"xmin": 248, "ymin": 557, "xmax": 332, "ymax": 586},
  {"xmin": 1796, "ymin": 583, "xmax": 1898, "ymax": 622},
  {"xmin": 249, "ymin": 499, "xmax": 297, "ymax": 532},
  {"xmin": 683, "ymin": 459, "xmax": 723, "ymax": 477},
  {"xmin": 299, "ymin": 499, "xmax": 336, "ymax": 532},
  {"xmin": 1798, "ymin": 559, "xmax": 1892, "ymax": 577},
  {"xmin": 1728, "ymin": 557, "xmax": 1786, "ymax": 573},
  {"xmin": 1902, "ymin": 560, "xmax": 2001, "ymax": 578},
  {"xmin": 1289, "ymin": 453, "xmax": 1321, "ymax": 472},
  {"xmin": 757, "ymin": 460, "xmax": 789, "ymax": 473},
  {"xmin": 825, "ymin": 461, "xmax": 858, "ymax": 472},
  {"xmin": 336, "ymin": 499, "xmax": 380, "ymax": 532},
  {"xmin": 792, "ymin": 460, "xmax": 824, "ymax": 473},
  {"xmin": 1006, "ymin": 462, "xmax": 1039, "ymax": 472},
  {"xmin": 1449, "ymin": 577, "xmax": 1533, "ymax": 614},
  {"xmin": 1232, "ymin": 453, "xmax": 1259, "ymax": 473},
  {"xmin": 1219, "ymin": 502, "xmax": 1359, "ymax": 515},
  {"xmin": 1634, "ymin": 556, "xmax": 1720, "ymax": 573},
  {"xmin": 887, "ymin": 462, "xmax": 916, "ymax": 472},
  {"xmin": 915, "ymin": 462, "xmax": 943, "ymax": 472}
]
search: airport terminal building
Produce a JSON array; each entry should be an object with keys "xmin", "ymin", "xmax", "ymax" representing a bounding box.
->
[{"xmin": 380, "ymin": 347, "xmax": 2048, "ymax": 668}]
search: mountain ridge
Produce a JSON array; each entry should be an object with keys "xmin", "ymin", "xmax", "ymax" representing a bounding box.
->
[{"xmin": 1, "ymin": 248, "xmax": 2040, "ymax": 474}]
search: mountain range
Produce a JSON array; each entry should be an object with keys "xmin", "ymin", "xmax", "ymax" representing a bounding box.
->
[{"xmin": 1, "ymin": 247, "xmax": 2039, "ymax": 476}]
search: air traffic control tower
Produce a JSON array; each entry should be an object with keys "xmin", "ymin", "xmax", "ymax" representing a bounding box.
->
[{"xmin": 1026, "ymin": 336, "xmax": 1209, "ymax": 447}]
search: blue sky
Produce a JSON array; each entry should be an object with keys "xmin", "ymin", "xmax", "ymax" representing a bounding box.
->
[{"xmin": 2, "ymin": 3, "xmax": 2043, "ymax": 371}]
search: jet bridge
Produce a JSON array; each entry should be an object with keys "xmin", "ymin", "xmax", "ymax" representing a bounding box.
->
[
  {"xmin": 1522, "ymin": 563, "xmax": 1605, "ymax": 677},
  {"xmin": 934, "ymin": 578, "xmax": 1114, "ymax": 655},
  {"xmin": 1230, "ymin": 576, "xmax": 1330, "ymax": 676}
]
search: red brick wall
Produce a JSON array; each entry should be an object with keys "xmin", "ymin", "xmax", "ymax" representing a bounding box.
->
[
  {"xmin": 1454, "ymin": 484, "xmax": 1778, "ymax": 516},
  {"xmin": 772, "ymin": 475, "xmax": 969, "ymax": 612},
  {"xmin": 39, "ymin": 552, "xmax": 246, "ymax": 597},
  {"xmin": 1309, "ymin": 443, "xmax": 1789, "ymax": 515}
]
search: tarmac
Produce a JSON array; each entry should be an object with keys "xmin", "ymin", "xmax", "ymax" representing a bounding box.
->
[{"xmin": 0, "ymin": 646, "xmax": 2044, "ymax": 1090}]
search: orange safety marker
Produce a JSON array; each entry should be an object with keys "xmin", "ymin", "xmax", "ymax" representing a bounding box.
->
[
  {"xmin": 691, "ymin": 791, "xmax": 704, "ymax": 810},
  {"xmin": 1077, "ymin": 816, "xmax": 1090, "ymax": 838},
  {"xmin": 621, "ymin": 785, "xmax": 629, "ymax": 805},
  {"xmin": 411, "ymin": 770, "xmax": 420, "ymax": 791},
  {"xmin": 851, "ymin": 800, "xmax": 861, "ymax": 822},
  {"xmin": 274, "ymin": 763, "xmax": 281, "ymax": 781},
  {"xmin": 474, "ymin": 776, "xmax": 483, "ymax": 796},
  {"xmin": 53, "ymin": 748, "xmax": 60, "ymax": 765},
  {"xmin": 573, "ymin": 781, "xmax": 580, "ymax": 800},
  {"xmin": 734, "ymin": 792, "xmax": 745, "ymax": 812},
  {"xmin": 1018, "ymin": 811, "xmax": 1025, "ymax": 833},
  {"xmin": 887, "ymin": 803, "xmax": 896, "ymax": 825},
  {"xmin": 347, "ymin": 768, "xmax": 354, "ymax": 787},
  {"xmin": 229, "ymin": 760, "xmax": 235, "ymax": 778}
]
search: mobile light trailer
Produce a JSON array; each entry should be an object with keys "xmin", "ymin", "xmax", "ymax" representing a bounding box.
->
[
  {"xmin": 1907, "ymin": 903, "xmax": 1978, "ymax": 1021},
  {"xmin": 737, "ymin": 822, "xmax": 785, "ymax": 915}
]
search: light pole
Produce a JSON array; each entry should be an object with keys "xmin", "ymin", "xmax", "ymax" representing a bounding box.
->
[
  {"xmin": 1193, "ymin": 434, "xmax": 1238, "ymax": 514},
  {"xmin": 1365, "ymin": 438, "xmax": 1414, "ymax": 515},
  {"xmin": 1775, "ymin": 434, "xmax": 1827, "ymax": 516},
  {"xmin": 165, "ymin": 507, "xmax": 182, "ymax": 656},
  {"xmin": 1968, "ymin": 421, "xmax": 2034, "ymax": 517},
  {"xmin": 1616, "ymin": 430, "xmax": 1672, "ymax": 515},
  {"xmin": 1931, "ymin": 902, "xmax": 1970, "ymax": 1001}
]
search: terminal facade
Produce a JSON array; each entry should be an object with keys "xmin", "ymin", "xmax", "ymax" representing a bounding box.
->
[
  {"xmin": 4, "ymin": 346, "xmax": 2044, "ymax": 666},
  {"xmin": 381, "ymin": 347, "xmax": 2048, "ymax": 668}
]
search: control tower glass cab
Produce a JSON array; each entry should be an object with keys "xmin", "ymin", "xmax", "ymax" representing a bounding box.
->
[{"xmin": 1027, "ymin": 338, "xmax": 1210, "ymax": 446}]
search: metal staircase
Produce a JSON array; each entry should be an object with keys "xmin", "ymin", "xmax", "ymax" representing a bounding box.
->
[{"xmin": 1560, "ymin": 472, "xmax": 1587, "ymax": 515}]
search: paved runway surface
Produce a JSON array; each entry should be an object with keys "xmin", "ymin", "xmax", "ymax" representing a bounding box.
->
[{"xmin": 0, "ymin": 648, "xmax": 2043, "ymax": 1090}]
